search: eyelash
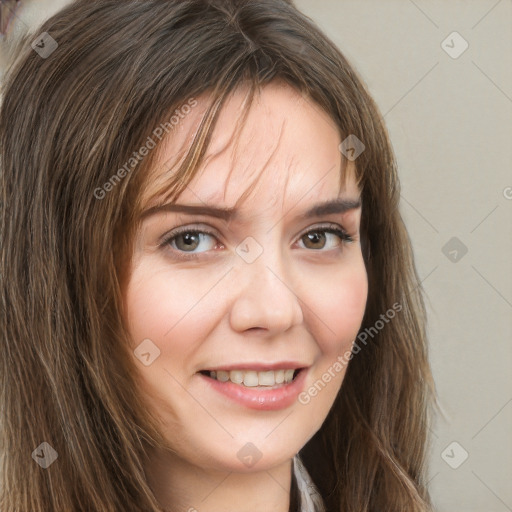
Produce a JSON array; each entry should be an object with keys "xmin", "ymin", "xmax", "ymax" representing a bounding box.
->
[{"xmin": 159, "ymin": 223, "xmax": 355, "ymax": 261}]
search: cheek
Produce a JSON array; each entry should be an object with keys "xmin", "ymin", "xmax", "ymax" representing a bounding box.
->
[
  {"xmin": 303, "ymin": 258, "xmax": 368, "ymax": 355},
  {"xmin": 124, "ymin": 261, "xmax": 219, "ymax": 370},
  {"xmin": 125, "ymin": 269, "xmax": 180, "ymax": 344},
  {"xmin": 295, "ymin": 262, "xmax": 367, "ymax": 423}
]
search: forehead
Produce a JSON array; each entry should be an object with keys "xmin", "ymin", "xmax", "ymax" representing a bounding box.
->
[{"xmin": 143, "ymin": 81, "xmax": 360, "ymax": 211}]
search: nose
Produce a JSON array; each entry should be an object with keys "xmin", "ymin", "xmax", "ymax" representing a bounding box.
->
[{"xmin": 228, "ymin": 250, "xmax": 304, "ymax": 335}]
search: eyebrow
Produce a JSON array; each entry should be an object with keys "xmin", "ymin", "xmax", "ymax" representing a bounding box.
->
[{"xmin": 140, "ymin": 197, "xmax": 362, "ymax": 222}]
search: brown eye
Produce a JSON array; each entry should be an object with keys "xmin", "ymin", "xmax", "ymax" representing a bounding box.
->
[
  {"xmin": 302, "ymin": 231, "xmax": 327, "ymax": 250},
  {"xmin": 299, "ymin": 227, "xmax": 353, "ymax": 251}
]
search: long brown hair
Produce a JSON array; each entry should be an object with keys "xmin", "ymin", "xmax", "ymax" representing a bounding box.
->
[{"xmin": 0, "ymin": 0, "xmax": 436, "ymax": 510}]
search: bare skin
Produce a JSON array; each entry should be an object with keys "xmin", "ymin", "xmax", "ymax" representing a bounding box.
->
[{"xmin": 124, "ymin": 81, "xmax": 368, "ymax": 512}]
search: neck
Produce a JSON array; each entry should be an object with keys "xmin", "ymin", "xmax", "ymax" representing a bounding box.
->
[{"xmin": 146, "ymin": 449, "xmax": 294, "ymax": 512}]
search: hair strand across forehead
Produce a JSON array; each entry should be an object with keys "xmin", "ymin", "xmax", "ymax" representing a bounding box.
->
[{"xmin": 0, "ymin": 1, "xmax": 435, "ymax": 511}]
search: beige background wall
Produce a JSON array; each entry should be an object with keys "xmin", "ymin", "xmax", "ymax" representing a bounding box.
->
[
  {"xmin": 292, "ymin": 2, "xmax": 512, "ymax": 511},
  {"xmin": 1, "ymin": 1, "xmax": 511, "ymax": 511}
]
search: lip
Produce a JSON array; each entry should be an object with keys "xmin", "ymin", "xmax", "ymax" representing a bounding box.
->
[
  {"xmin": 197, "ymin": 367, "xmax": 309, "ymax": 411},
  {"xmin": 199, "ymin": 361, "xmax": 307, "ymax": 372}
]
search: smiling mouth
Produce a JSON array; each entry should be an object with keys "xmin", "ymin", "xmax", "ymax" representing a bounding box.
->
[{"xmin": 199, "ymin": 368, "xmax": 304, "ymax": 387}]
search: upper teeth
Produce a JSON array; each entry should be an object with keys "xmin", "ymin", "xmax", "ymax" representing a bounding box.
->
[{"xmin": 209, "ymin": 369, "xmax": 296, "ymax": 386}]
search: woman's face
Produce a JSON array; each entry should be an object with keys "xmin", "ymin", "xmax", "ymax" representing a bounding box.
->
[{"xmin": 124, "ymin": 82, "xmax": 368, "ymax": 472}]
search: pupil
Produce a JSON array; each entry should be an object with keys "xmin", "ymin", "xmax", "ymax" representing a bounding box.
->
[
  {"xmin": 306, "ymin": 232, "xmax": 325, "ymax": 249},
  {"xmin": 180, "ymin": 233, "xmax": 199, "ymax": 250}
]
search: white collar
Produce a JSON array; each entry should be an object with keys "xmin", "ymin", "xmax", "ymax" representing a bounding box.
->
[{"xmin": 292, "ymin": 454, "xmax": 326, "ymax": 512}]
